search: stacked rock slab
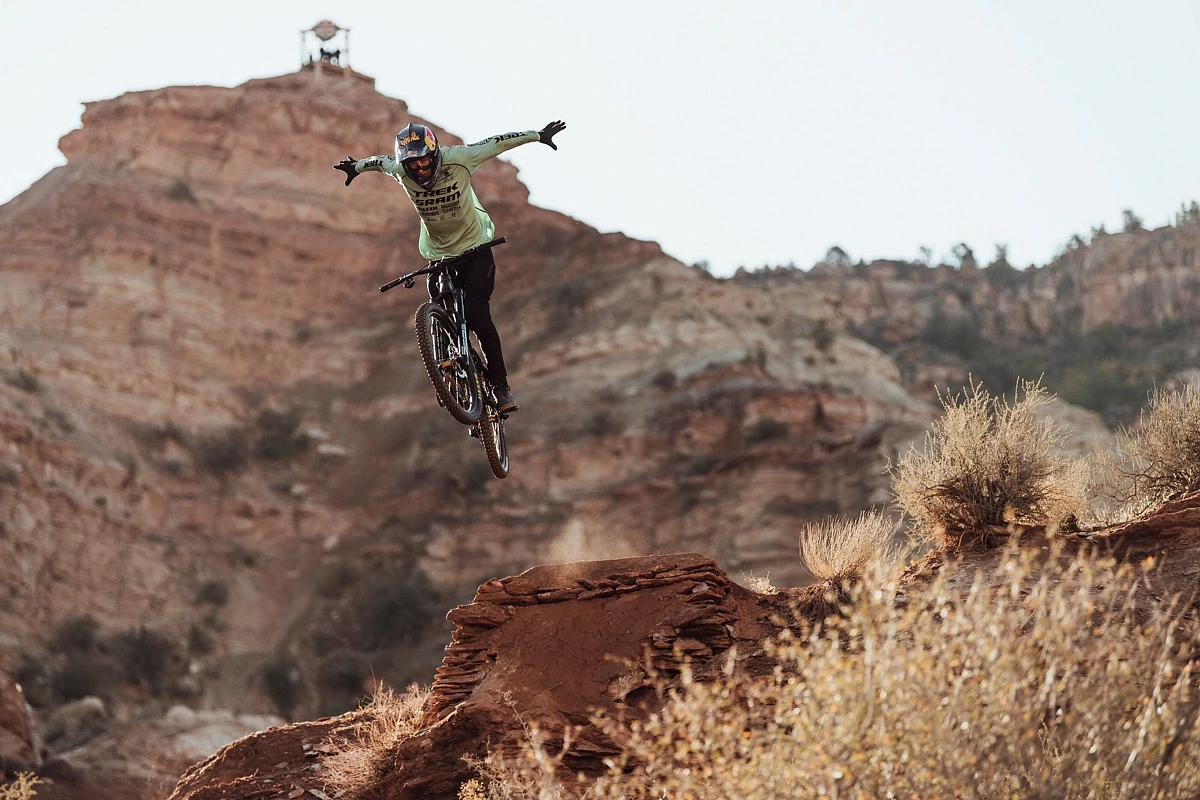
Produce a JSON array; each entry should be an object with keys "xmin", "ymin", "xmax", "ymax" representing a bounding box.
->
[{"xmin": 382, "ymin": 553, "xmax": 788, "ymax": 799}]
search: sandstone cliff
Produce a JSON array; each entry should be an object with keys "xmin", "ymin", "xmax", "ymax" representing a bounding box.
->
[{"xmin": 736, "ymin": 222, "xmax": 1200, "ymax": 418}]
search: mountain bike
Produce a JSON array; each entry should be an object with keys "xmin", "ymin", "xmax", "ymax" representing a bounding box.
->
[{"xmin": 380, "ymin": 237, "xmax": 511, "ymax": 479}]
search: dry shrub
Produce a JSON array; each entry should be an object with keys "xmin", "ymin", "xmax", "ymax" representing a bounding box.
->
[
  {"xmin": 481, "ymin": 545, "xmax": 1200, "ymax": 799},
  {"xmin": 797, "ymin": 509, "xmax": 905, "ymax": 586},
  {"xmin": 458, "ymin": 717, "xmax": 574, "ymax": 800},
  {"xmin": 321, "ymin": 683, "xmax": 434, "ymax": 796},
  {"xmin": 890, "ymin": 378, "xmax": 1088, "ymax": 545},
  {"xmin": 0, "ymin": 774, "xmax": 40, "ymax": 800},
  {"xmin": 1093, "ymin": 382, "xmax": 1200, "ymax": 518},
  {"xmin": 738, "ymin": 572, "xmax": 778, "ymax": 594}
]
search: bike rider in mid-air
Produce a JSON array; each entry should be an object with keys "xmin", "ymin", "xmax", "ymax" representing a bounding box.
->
[{"xmin": 335, "ymin": 120, "xmax": 567, "ymax": 414}]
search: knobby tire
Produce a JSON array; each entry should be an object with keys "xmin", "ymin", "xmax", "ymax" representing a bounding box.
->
[
  {"xmin": 477, "ymin": 402, "xmax": 510, "ymax": 479},
  {"xmin": 414, "ymin": 302, "xmax": 482, "ymax": 425},
  {"xmin": 469, "ymin": 346, "xmax": 509, "ymax": 478}
]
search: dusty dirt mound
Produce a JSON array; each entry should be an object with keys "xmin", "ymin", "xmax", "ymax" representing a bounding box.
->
[
  {"xmin": 162, "ymin": 715, "xmax": 349, "ymax": 800},
  {"xmin": 167, "ymin": 552, "xmax": 820, "ymax": 800}
]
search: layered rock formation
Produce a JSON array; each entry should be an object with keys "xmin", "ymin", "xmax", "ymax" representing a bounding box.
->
[
  {"xmin": 750, "ymin": 223, "xmax": 1200, "ymax": 346},
  {"xmin": 738, "ymin": 222, "xmax": 1200, "ymax": 410},
  {"xmin": 1, "ymin": 60, "xmax": 1194, "ymax": 797},
  {"xmin": 163, "ymin": 551, "xmax": 825, "ymax": 800}
]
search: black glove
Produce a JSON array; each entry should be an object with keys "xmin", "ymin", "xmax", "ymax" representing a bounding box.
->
[
  {"xmin": 334, "ymin": 156, "xmax": 359, "ymax": 186},
  {"xmin": 538, "ymin": 121, "xmax": 566, "ymax": 150}
]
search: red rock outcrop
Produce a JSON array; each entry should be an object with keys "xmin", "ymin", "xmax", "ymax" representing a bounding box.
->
[
  {"xmin": 412, "ymin": 554, "xmax": 784, "ymax": 794},
  {"xmin": 166, "ymin": 552, "xmax": 824, "ymax": 800}
]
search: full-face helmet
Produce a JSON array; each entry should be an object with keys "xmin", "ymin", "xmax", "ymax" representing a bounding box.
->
[{"xmin": 395, "ymin": 123, "xmax": 441, "ymax": 190}]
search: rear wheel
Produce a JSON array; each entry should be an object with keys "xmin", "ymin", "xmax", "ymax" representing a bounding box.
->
[
  {"xmin": 472, "ymin": 348, "xmax": 509, "ymax": 478},
  {"xmin": 414, "ymin": 302, "xmax": 482, "ymax": 425},
  {"xmin": 478, "ymin": 405, "xmax": 510, "ymax": 479}
]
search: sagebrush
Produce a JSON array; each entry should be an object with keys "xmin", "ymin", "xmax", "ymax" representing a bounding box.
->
[
  {"xmin": 890, "ymin": 378, "xmax": 1088, "ymax": 544},
  {"xmin": 1093, "ymin": 382, "xmax": 1200, "ymax": 517},
  {"xmin": 321, "ymin": 683, "xmax": 433, "ymax": 795},
  {"xmin": 797, "ymin": 508, "xmax": 904, "ymax": 586}
]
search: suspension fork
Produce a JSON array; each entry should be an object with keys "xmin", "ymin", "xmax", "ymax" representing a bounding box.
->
[
  {"xmin": 450, "ymin": 286, "xmax": 489, "ymax": 397},
  {"xmin": 454, "ymin": 288, "xmax": 474, "ymax": 367},
  {"xmin": 428, "ymin": 268, "xmax": 470, "ymax": 370}
]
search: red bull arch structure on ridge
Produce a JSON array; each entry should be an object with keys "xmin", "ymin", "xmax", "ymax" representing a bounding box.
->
[{"xmin": 301, "ymin": 19, "xmax": 350, "ymax": 68}]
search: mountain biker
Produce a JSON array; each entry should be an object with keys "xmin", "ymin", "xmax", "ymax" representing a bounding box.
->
[{"xmin": 334, "ymin": 120, "xmax": 567, "ymax": 414}]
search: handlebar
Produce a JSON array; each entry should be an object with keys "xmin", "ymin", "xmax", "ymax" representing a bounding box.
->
[{"xmin": 379, "ymin": 236, "xmax": 508, "ymax": 293}]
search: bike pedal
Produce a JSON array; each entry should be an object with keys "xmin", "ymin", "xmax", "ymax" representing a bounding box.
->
[{"xmin": 469, "ymin": 428, "xmax": 480, "ymax": 439}]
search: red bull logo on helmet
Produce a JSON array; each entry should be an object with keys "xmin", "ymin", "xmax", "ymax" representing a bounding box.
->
[{"xmin": 398, "ymin": 126, "xmax": 438, "ymax": 152}]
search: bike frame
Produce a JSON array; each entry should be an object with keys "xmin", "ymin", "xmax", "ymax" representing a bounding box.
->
[
  {"xmin": 381, "ymin": 236, "xmax": 512, "ymax": 477},
  {"xmin": 380, "ymin": 236, "xmax": 507, "ymax": 396}
]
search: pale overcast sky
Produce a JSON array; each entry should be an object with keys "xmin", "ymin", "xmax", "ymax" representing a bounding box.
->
[{"xmin": 4, "ymin": 0, "xmax": 1198, "ymax": 276}]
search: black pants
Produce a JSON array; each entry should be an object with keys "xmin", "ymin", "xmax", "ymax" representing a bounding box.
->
[{"xmin": 454, "ymin": 247, "xmax": 509, "ymax": 388}]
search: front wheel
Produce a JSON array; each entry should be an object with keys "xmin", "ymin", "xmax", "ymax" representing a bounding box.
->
[
  {"xmin": 414, "ymin": 302, "xmax": 482, "ymax": 425},
  {"xmin": 477, "ymin": 405, "xmax": 510, "ymax": 479}
]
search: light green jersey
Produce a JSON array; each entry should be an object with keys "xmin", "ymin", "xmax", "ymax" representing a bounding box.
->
[{"xmin": 354, "ymin": 130, "xmax": 539, "ymax": 260}]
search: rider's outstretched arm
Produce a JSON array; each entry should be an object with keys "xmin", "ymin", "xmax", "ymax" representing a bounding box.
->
[
  {"xmin": 460, "ymin": 121, "xmax": 566, "ymax": 170},
  {"xmin": 333, "ymin": 154, "xmax": 396, "ymax": 186}
]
